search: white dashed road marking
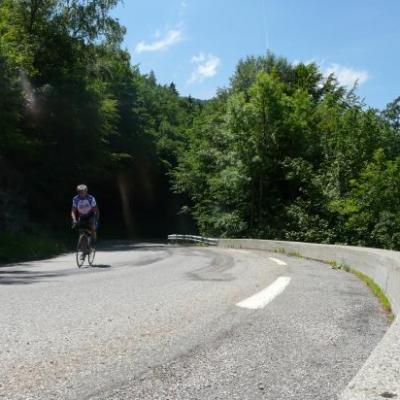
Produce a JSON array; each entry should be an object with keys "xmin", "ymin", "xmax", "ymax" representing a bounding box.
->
[
  {"xmin": 269, "ymin": 257, "xmax": 287, "ymax": 266},
  {"xmin": 236, "ymin": 277, "xmax": 291, "ymax": 309}
]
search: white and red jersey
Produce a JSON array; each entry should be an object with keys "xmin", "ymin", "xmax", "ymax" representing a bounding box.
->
[{"xmin": 72, "ymin": 194, "xmax": 97, "ymax": 217}]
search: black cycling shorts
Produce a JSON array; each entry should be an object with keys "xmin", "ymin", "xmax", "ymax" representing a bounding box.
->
[{"xmin": 78, "ymin": 213, "xmax": 96, "ymax": 229}]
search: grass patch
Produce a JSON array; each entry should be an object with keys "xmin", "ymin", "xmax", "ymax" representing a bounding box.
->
[
  {"xmin": 324, "ymin": 260, "xmax": 394, "ymax": 321},
  {"xmin": 322, "ymin": 260, "xmax": 393, "ymax": 321},
  {"xmin": 329, "ymin": 261, "xmax": 351, "ymax": 272},
  {"xmin": 326, "ymin": 260, "xmax": 338, "ymax": 268},
  {"xmin": 0, "ymin": 232, "xmax": 68, "ymax": 264},
  {"xmin": 288, "ymin": 251, "xmax": 302, "ymax": 258},
  {"xmin": 273, "ymin": 248, "xmax": 303, "ymax": 258},
  {"xmin": 348, "ymin": 268, "xmax": 393, "ymax": 320}
]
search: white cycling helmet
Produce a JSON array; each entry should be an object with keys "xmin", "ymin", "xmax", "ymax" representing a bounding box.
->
[{"xmin": 76, "ymin": 184, "xmax": 88, "ymax": 192}]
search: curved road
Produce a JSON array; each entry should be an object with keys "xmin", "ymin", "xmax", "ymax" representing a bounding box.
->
[{"xmin": 0, "ymin": 243, "xmax": 389, "ymax": 399}]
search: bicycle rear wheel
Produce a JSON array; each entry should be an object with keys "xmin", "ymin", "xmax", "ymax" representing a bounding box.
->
[{"xmin": 76, "ymin": 235, "xmax": 87, "ymax": 268}]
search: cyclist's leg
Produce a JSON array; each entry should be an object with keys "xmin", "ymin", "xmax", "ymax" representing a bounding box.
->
[
  {"xmin": 78, "ymin": 233, "xmax": 87, "ymax": 260},
  {"xmin": 90, "ymin": 216, "xmax": 97, "ymax": 243},
  {"xmin": 78, "ymin": 216, "xmax": 93, "ymax": 250}
]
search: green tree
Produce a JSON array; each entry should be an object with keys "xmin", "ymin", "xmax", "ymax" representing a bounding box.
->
[{"xmin": 331, "ymin": 149, "xmax": 400, "ymax": 248}]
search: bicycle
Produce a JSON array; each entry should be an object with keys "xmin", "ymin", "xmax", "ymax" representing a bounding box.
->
[{"xmin": 74, "ymin": 223, "xmax": 96, "ymax": 268}]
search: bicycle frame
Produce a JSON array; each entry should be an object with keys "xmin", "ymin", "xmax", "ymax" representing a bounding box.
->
[{"xmin": 75, "ymin": 228, "xmax": 95, "ymax": 267}]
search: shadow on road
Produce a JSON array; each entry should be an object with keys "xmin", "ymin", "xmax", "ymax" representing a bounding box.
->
[
  {"xmin": 85, "ymin": 264, "xmax": 112, "ymax": 269},
  {"xmin": 0, "ymin": 269, "xmax": 68, "ymax": 285},
  {"xmin": 0, "ymin": 241, "xmax": 176, "ymax": 285},
  {"xmin": 0, "ymin": 263, "xmax": 112, "ymax": 285},
  {"xmin": 98, "ymin": 241, "xmax": 169, "ymax": 252}
]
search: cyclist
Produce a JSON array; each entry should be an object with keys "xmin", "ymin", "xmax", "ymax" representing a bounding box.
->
[{"xmin": 71, "ymin": 184, "xmax": 99, "ymax": 243}]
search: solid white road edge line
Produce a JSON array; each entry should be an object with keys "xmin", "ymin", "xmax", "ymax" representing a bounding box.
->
[
  {"xmin": 236, "ymin": 277, "xmax": 292, "ymax": 309},
  {"xmin": 269, "ymin": 257, "xmax": 287, "ymax": 266}
]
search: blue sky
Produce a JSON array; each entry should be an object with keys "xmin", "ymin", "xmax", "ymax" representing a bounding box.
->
[{"xmin": 113, "ymin": 0, "xmax": 400, "ymax": 109}]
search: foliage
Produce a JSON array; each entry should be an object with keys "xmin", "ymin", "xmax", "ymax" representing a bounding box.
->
[
  {"xmin": 0, "ymin": 0, "xmax": 196, "ymax": 244},
  {"xmin": 0, "ymin": 231, "xmax": 67, "ymax": 263},
  {"xmin": 173, "ymin": 54, "xmax": 400, "ymax": 248},
  {"xmin": 331, "ymin": 149, "xmax": 400, "ymax": 248},
  {"xmin": 1, "ymin": 1, "xmax": 400, "ymax": 253}
]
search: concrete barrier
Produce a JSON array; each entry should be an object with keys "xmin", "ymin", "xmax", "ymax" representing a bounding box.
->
[{"xmin": 217, "ymin": 239, "xmax": 400, "ymax": 399}]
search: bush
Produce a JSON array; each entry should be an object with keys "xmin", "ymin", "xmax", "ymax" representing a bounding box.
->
[{"xmin": 0, "ymin": 232, "xmax": 67, "ymax": 264}]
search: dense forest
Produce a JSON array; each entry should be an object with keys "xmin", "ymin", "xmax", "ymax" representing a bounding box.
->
[
  {"xmin": 0, "ymin": 0, "xmax": 199, "ymax": 253},
  {"xmin": 1, "ymin": 0, "xmax": 400, "ymax": 261}
]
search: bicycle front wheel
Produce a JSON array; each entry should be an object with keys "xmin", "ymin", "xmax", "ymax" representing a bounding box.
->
[
  {"xmin": 88, "ymin": 244, "xmax": 96, "ymax": 266},
  {"xmin": 76, "ymin": 235, "xmax": 87, "ymax": 268}
]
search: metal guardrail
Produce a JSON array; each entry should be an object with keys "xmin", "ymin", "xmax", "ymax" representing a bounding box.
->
[{"xmin": 167, "ymin": 234, "xmax": 218, "ymax": 246}]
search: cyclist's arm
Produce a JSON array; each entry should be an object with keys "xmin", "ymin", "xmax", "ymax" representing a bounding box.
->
[
  {"xmin": 71, "ymin": 207, "xmax": 78, "ymax": 223},
  {"xmin": 91, "ymin": 196, "xmax": 99, "ymax": 220}
]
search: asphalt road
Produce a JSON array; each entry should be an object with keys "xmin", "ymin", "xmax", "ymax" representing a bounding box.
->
[{"xmin": 0, "ymin": 243, "xmax": 389, "ymax": 399}]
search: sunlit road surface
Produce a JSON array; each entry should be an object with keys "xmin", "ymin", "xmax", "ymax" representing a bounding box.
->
[{"xmin": 0, "ymin": 243, "xmax": 389, "ymax": 399}]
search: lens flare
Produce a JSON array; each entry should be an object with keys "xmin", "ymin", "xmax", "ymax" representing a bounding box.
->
[
  {"xmin": 117, "ymin": 173, "xmax": 136, "ymax": 238},
  {"xmin": 19, "ymin": 69, "xmax": 37, "ymax": 113}
]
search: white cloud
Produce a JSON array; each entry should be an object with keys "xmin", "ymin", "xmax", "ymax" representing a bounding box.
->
[
  {"xmin": 191, "ymin": 53, "xmax": 206, "ymax": 63},
  {"xmin": 189, "ymin": 53, "xmax": 221, "ymax": 83},
  {"xmin": 292, "ymin": 58, "xmax": 369, "ymax": 88},
  {"xmin": 135, "ymin": 29, "xmax": 183, "ymax": 53},
  {"xmin": 323, "ymin": 63, "xmax": 369, "ymax": 87}
]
